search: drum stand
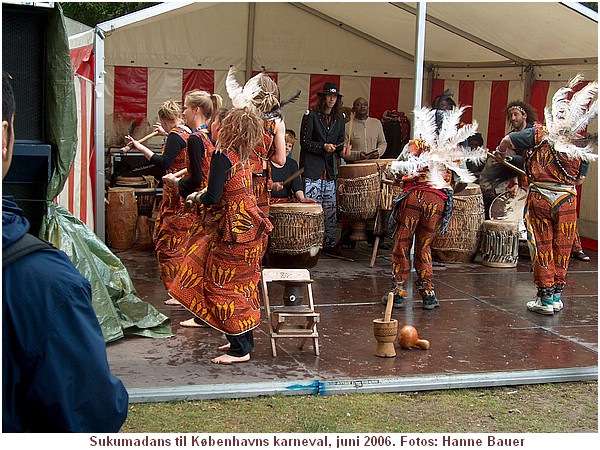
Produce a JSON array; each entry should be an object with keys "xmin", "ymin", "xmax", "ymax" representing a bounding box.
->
[{"xmin": 260, "ymin": 268, "xmax": 320, "ymax": 357}]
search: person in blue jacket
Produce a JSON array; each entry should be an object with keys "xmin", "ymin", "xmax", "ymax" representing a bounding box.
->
[{"xmin": 2, "ymin": 72, "xmax": 129, "ymax": 432}]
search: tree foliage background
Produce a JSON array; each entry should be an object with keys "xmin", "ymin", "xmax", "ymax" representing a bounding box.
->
[
  {"xmin": 62, "ymin": 1, "xmax": 597, "ymax": 27},
  {"xmin": 60, "ymin": 2, "xmax": 159, "ymax": 27}
]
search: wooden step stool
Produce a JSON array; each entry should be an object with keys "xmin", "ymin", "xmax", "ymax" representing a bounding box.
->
[{"xmin": 261, "ymin": 268, "xmax": 320, "ymax": 357}]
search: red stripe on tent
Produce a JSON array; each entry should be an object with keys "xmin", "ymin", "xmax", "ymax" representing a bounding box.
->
[
  {"xmin": 458, "ymin": 80, "xmax": 475, "ymax": 124},
  {"xmin": 89, "ymin": 54, "xmax": 96, "ymax": 219},
  {"xmin": 530, "ymin": 80, "xmax": 550, "ymax": 121},
  {"xmin": 182, "ymin": 69, "xmax": 215, "ymax": 100},
  {"xmin": 430, "ymin": 79, "xmax": 445, "ymax": 105},
  {"xmin": 580, "ymin": 236, "xmax": 597, "ymax": 251},
  {"xmin": 79, "ymin": 77, "xmax": 89, "ymax": 222},
  {"xmin": 309, "ymin": 74, "xmax": 340, "ymax": 110},
  {"xmin": 487, "ymin": 81, "xmax": 510, "ymax": 148},
  {"xmin": 69, "ymin": 44, "xmax": 93, "ymax": 79},
  {"xmin": 114, "ymin": 66, "xmax": 147, "ymax": 126},
  {"xmin": 369, "ymin": 77, "xmax": 400, "ymax": 120}
]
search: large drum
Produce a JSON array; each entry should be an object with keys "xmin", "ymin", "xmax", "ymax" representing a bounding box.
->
[
  {"xmin": 431, "ymin": 183, "xmax": 484, "ymax": 263},
  {"xmin": 264, "ymin": 203, "xmax": 324, "ymax": 269},
  {"xmin": 480, "ymin": 220, "xmax": 520, "ymax": 268},
  {"xmin": 106, "ymin": 187, "xmax": 138, "ymax": 250},
  {"xmin": 337, "ymin": 162, "xmax": 380, "ymax": 241},
  {"xmin": 489, "ymin": 188, "xmax": 528, "ymax": 241}
]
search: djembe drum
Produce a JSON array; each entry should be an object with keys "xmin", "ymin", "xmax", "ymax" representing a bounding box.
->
[
  {"xmin": 431, "ymin": 183, "xmax": 484, "ymax": 263},
  {"xmin": 480, "ymin": 220, "xmax": 520, "ymax": 268},
  {"xmin": 106, "ymin": 187, "xmax": 138, "ymax": 250},
  {"xmin": 264, "ymin": 203, "xmax": 324, "ymax": 307},
  {"xmin": 337, "ymin": 162, "xmax": 380, "ymax": 241}
]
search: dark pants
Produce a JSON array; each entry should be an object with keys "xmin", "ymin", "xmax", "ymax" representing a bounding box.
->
[{"xmin": 226, "ymin": 331, "xmax": 254, "ymax": 357}]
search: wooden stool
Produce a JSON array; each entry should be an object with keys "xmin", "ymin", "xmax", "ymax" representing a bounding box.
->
[{"xmin": 261, "ymin": 268, "xmax": 320, "ymax": 357}]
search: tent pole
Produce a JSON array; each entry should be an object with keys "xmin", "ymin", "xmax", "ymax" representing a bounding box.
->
[
  {"xmin": 245, "ymin": 2, "xmax": 256, "ymax": 80},
  {"xmin": 413, "ymin": 2, "xmax": 427, "ymax": 110},
  {"xmin": 94, "ymin": 28, "xmax": 106, "ymax": 242},
  {"xmin": 524, "ymin": 65, "xmax": 535, "ymax": 104}
]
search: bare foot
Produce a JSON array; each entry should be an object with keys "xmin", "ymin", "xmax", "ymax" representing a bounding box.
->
[
  {"xmin": 218, "ymin": 343, "xmax": 231, "ymax": 352},
  {"xmin": 179, "ymin": 318, "xmax": 208, "ymax": 328},
  {"xmin": 164, "ymin": 297, "xmax": 181, "ymax": 306},
  {"xmin": 211, "ymin": 353, "xmax": 250, "ymax": 364}
]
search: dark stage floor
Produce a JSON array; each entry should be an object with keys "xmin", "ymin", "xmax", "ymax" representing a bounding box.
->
[{"xmin": 107, "ymin": 241, "xmax": 598, "ymax": 403}]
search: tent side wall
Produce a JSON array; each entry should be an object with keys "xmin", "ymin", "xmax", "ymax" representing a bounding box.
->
[{"xmin": 98, "ymin": 2, "xmax": 598, "ymax": 245}]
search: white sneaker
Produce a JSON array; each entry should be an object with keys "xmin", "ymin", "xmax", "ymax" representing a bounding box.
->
[
  {"xmin": 553, "ymin": 297, "xmax": 564, "ymax": 312},
  {"xmin": 526, "ymin": 298, "xmax": 554, "ymax": 315}
]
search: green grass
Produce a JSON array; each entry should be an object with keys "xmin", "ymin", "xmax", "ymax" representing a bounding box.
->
[{"xmin": 121, "ymin": 381, "xmax": 597, "ymax": 433}]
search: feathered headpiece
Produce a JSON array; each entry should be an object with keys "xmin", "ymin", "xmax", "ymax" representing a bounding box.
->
[
  {"xmin": 544, "ymin": 74, "xmax": 598, "ymax": 161},
  {"xmin": 225, "ymin": 66, "xmax": 262, "ymax": 111},
  {"xmin": 389, "ymin": 106, "xmax": 487, "ymax": 189}
]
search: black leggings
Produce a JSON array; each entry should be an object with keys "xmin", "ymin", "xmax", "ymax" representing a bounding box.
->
[{"xmin": 226, "ymin": 331, "xmax": 254, "ymax": 357}]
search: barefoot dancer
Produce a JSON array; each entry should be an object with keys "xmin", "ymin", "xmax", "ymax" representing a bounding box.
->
[{"xmin": 169, "ymin": 108, "xmax": 272, "ymax": 364}]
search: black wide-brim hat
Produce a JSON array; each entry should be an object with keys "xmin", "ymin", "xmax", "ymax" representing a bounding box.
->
[{"xmin": 317, "ymin": 82, "xmax": 342, "ymax": 97}]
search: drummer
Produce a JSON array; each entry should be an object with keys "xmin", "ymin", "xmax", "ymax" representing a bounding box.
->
[
  {"xmin": 341, "ymin": 97, "xmax": 388, "ymax": 249},
  {"xmin": 344, "ymin": 97, "xmax": 387, "ymax": 163},
  {"xmin": 270, "ymin": 130, "xmax": 314, "ymax": 204}
]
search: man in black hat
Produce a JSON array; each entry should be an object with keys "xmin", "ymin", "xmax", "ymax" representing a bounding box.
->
[{"xmin": 299, "ymin": 82, "xmax": 347, "ymax": 254}]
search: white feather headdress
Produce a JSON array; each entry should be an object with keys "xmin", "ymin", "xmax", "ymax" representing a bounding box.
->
[
  {"xmin": 389, "ymin": 106, "xmax": 487, "ymax": 189},
  {"xmin": 544, "ymin": 74, "xmax": 598, "ymax": 162},
  {"xmin": 225, "ymin": 66, "xmax": 262, "ymax": 111}
]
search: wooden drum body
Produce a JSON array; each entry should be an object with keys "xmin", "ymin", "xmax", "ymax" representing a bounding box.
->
[
  {"xmin": 106, "ymin": 187, "xmax": 138, "ymax": 250},
  {"xmin": 337, "ymin": 162, "xmax": 380, "ymax": 241},
  {"xmin": 432, "ymin": 184, "xmax": 484, "ymax": 263},
  {"xmin": 480, "ymin": 220, "xmax": 519, "ymax": 268},
  {"xmin": 265, "ymin": 203, "xmax": 324, "ymax": 269}
]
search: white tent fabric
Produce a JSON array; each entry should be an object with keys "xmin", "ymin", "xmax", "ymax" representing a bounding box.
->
[{"xmin": 93, "ymin": 1, "xmax": 598, "ymax": 242}]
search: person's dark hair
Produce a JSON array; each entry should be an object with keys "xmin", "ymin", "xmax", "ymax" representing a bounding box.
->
[
  {"xmin": 506, "ymin": 100, "xmax": 538, "ymax": 125},
  {"xmin": 316, "ymin": 94, "xmax": 343, "ymax": 119},
  {"xmin": 432, "ymin": 89, "xmax": 456, "ymax": 110},
  {"xmin": 468, "ymin": 132, "xmax": 484, "ymax": 147},
  {"xmin": 285, "ymin": 128, "xmax": 296, "ymax": 139},
  {"xmin": 3, "ymin": 73, "xmax": 16, "ymax": 141}
]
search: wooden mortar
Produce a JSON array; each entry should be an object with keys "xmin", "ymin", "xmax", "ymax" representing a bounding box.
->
[{"xmin": 373, "ymin": 292, "xmax": 398, "ymax": 357}]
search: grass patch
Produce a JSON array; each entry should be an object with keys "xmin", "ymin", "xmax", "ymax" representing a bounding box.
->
[{"xmin": 121, "ymin": 381, "xmax": 597, "ymax": 433}]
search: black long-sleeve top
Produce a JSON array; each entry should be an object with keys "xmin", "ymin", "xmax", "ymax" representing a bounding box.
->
[
  {"xmin": 299, "ymin": 109, "xmax": 345, "ymax": 180},
  {"xmin": 271, "ymin": 158, "xmax": 303, "ymax": 199},
  {"xmin": 149, "ymin": 132, "xmax": 186, "ymax": 171},
  {"xmin": 199, "ymin": 151, "xmax": 231, "ymax": 206},
  {"xmin": 178, "ymin": 134, "xmax": 206, "ymax": 198}
]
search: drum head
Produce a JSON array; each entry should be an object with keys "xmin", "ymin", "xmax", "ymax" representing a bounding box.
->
[
  {"xmin": 269, "ymin": 202, "xmax": 323, "ymax": 214},
  {"xmin": 489, "ymin": 188, "xmax": 527, "ymax": 239}
]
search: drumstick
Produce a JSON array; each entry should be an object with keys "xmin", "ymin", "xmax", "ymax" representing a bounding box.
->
[
  {"xmin": 486, "ymin": 150, "xmax": 527, "ymax": 177},
  {"xmin": 120, "ymin": 130, "xmax": 159, "ymax": 152},
  {"xmin": 184, "ymin": 187, "xmax": 207, "ymax": 208},
  {"xmin": 171, "ymin": 168, "xmax": 188, "ymax": 178},
  {"xmin": 280, "ymin": 167, "xmax": 304, "ymax": 186}
]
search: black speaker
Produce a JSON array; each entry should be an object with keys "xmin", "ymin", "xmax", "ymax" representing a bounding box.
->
[
  {"xmin": 3, "ymin": 144, "xmax": 52, "ymax": 236},
  {"xmin": 2, "ymin": 4, "xmax": 49, "ymax": 143}
]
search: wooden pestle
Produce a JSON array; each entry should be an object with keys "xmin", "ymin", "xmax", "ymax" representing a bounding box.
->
[
  {"xmin": 384, "ymin": 292, "xmax": 394, "ymax": 322},
  {"xmin": 120, "ymin": 130, "xmax": 159, "ymax": 152}
]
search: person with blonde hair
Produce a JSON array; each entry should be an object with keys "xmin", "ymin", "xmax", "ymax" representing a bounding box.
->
[
  {"xmin": 126, "ymin": 100, "xmax": 191, "ymax": 303},
  {"xmin": 169, "ymin": 107, "xmax": 273, "ymax": 364}
]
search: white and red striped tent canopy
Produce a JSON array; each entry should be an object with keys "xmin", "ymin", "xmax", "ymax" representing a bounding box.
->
[{"xmin": 70, "ymin": 2, "xmax": 598, "ymax": 244}]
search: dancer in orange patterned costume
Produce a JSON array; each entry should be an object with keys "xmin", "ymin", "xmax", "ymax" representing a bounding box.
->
[
  {"xmin": 494, "ymin": 75, "xmax": 597, "ymax": 315},
  {"xmin": 386, "ymin": 103, "xmax": 485, "ymax": 310},
  {"xmin": 169, "ymin": 108, "xmax": 272, "ymax": 364},
  {"xmin": 160, "ymin": 90, "xmax": 220, "ymax": 308},
  {"xmin": 126, "ymin": 100, "xmax": 191, "ymax": 303}
]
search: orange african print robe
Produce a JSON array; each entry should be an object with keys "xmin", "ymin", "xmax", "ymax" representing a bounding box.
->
[{"xmin": 169, "ymin": 150, "xmax": 273, "ymax": 335}]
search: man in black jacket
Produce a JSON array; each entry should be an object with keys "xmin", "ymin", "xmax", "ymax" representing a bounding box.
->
[{"xmin": 299, "ymin": 82, "xmax": 347, "ymax": 253}]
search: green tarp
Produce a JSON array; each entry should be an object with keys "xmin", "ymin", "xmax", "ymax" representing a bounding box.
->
[{"xmin": 37, "ymin": 4, "xmax": 172, "ymax": 342}]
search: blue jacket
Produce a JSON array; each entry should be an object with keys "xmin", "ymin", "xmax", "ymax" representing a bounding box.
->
[{"xmin": 2, "ymin": 196, "xmax": 128, "ymax": 432}]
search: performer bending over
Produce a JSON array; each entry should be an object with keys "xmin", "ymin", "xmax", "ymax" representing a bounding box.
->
[{"xmin": 385, "ymin": 105, "xmax": 485, "ymax": 309}]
